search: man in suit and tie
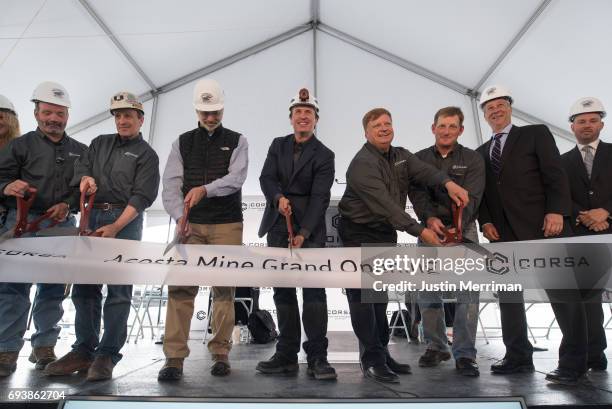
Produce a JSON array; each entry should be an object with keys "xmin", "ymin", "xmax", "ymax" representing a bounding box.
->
[
  {"xmin": 256, "ymin": 88, "xmax": 337, "ymax": 380},
  {"xmin": 476, "ymin": 85, "xmax": 571, "ymax": 376},
  {"xmin": 558, "ymin": 97, "xmax": 608, "ymax": 375}
]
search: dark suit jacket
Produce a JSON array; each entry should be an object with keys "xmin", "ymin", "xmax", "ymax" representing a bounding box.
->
[
  {"xmin": 561, "ymin": 141, "xmax": 612, "ymax": 236},
  {"xmin": 258, "ymin": 134, "xmax": 335, "ymax": 244},
  {"xmin": 477, "ymin": 124, "xmax": 571, "ymax": 241}
]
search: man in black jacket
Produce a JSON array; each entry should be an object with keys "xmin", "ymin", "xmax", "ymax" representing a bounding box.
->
[
  {"xmin": 558, "ymin": 97, "xmax": 609, "ymax": 377},
  {"xmin": 408, "ymin": 106, "xmax": 484, "ymax": 377},
  {"xmin": 339, "ymin": 107, "xmax": 469, "ymax": 383},
  {"xmin": 476, "ymin": 85, "xmax": 571, "ymax": 379},
  {"xmin": 256, "ymin": 88, "xmax": 336, "ymax": 380},
  {"xmin": 0, "ymin": 81, "xmax": 85, "ymax": 377},
  {"xmin": 45, "ymin": 92, "xmax": 159, "ymax": 382}
]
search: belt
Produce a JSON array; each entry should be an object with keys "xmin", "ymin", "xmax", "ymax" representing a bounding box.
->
[{"xmin": 92, "ymin": 203, "xmax": 125, "ymax": 211}]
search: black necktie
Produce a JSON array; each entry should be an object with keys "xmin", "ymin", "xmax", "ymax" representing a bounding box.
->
[{"xmin": 490, "ymin": 133, "xmax": 503, "ymax": 176}]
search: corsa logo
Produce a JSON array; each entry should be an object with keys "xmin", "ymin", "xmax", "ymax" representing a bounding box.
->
[{"xmin": 486, "ymin": 252, "xmax": 510, "ymax": 275}]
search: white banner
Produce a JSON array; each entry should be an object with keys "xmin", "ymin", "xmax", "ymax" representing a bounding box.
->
[{"xmin": 0, "ymin": 236, "xmax": 362, "ymax": 288}]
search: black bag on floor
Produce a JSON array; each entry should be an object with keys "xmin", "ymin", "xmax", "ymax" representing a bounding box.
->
[
  {"xmin": 247, "ymin": 309, "xmax": 278, "ymax": 344},
  {"xmin": 234, "ymin": 287, "xmax": 260, "ymax": 325}
]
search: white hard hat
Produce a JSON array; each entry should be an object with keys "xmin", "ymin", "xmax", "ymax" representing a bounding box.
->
[
  {"xmin": 0, "ymin": 94, "xmax": 16, "ymax": 115},
  {"xmin": 193, "ymin": 79, "xmax": 224, "ymax": 112},
  {"xmin": 479, "ymin": 85, "xmax": 513, "ymax": 108},
  {"xmin": 31, "ymin": 81, "xmax": 71, "ymax": 108},
  {"xmin": 289, "ymin": 87, "xmax": 319, "ymax": 115},
  {"xmin": 110, "ymin": 91, "xmax": 144, "ymax": 115},
  {"xmin": 569, "ymin": 97, "xmax": 606, "ymax": 122}
]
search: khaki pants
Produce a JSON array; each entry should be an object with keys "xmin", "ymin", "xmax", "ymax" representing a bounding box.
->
[{"xmin": 163, "ymin": 222, "xmax": 242, "ymax": 358}]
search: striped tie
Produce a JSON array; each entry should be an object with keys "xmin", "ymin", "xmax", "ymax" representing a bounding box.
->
[
  {"xmin": 582, "ymin": 145, "xmax": 594, "ymax": 179},
  {"xmin": 490, "ymin": 133, "xmax": 503, "ymax": 176}
]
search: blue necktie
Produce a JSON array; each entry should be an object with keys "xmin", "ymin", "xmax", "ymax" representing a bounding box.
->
[{"xmin": 490, "ymin": 133, "xmax": 503, "ymax": 176}]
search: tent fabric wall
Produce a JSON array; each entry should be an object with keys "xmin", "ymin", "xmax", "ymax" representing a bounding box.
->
[{"xmin": 2, "ymin": 0, "xmax": 611, "ymax": 214}]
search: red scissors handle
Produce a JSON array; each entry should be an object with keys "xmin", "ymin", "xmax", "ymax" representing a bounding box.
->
[
  {"xmin": 442, "ymin": 201, "xmax": 464, "ymax": 244},
  {"xmin": 14, "ymin": 188, "xmax": 37, "ymax": 237},
  {"xmin": 177, "ymin": 202, "xmax": 190, "ymax": 243},
  {"xmin": 78, "ymin": 190, "xmax": 98, "ymax": 236}
]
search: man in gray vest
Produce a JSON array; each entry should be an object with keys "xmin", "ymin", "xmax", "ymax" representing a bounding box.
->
[{"xmin": 158, "ymin": 78, "xmax": 248, "ymax": 381}]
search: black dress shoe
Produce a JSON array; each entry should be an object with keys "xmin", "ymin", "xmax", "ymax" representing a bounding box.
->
[
  {"xmin": 588, "ymin": 357, "xmax": 607, "ymax": 371},
  {"xmin": 363, "ymin": 364, "xmax": 399, "ymax": 383},
  {"xmin": 455, "ymin": 358, "xmax": 479, "ymax": 377},
  {"xmin": 545, "ymin": 367, "xmax": 586, "ymax": 386},
  {"xmin": 256, "ymin": 353, "xmax": 298, "ymax": 374},
  {"xmin": 386, "ymin": 355, "xmax": 411, "ymax": 374},
  {"xmin": 490, "ymin": 358, "xmax": 534, "ymax": 374}
]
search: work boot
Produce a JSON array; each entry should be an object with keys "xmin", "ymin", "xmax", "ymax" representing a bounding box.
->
[
  {"xmin": 28, "ymin": 346, "xmax": 57, "ymax": 370},
  {"xmin": 418, "ymin": 348, "xmax": 451, "ymax": 367},
  {"xmin": 256, "ymin": 353, "xmax": 299, "ymax": 374},
  {"xmin": 158, "ymin": 358, "xmax": 184, "ymax": 381},
  {"xmin": 211, "ymin": 354, "xmax": 231, "ymax": 377},
  {"xmin": 44, "ymin": 350, "xmax": 93, "ymax": 376},
  {"xmin": 86, "ymin": 355, "xmax": 115, "ymax": 382},
  {"xmin": 0, "ymin": 351, "xmax": 18, "ymax": 377},
  {"xmin": 307, "ymin": 357, "xmax": 337, "ymax": 380}
]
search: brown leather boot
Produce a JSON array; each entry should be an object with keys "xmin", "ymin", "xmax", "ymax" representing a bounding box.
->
[
  {"xmin": 0, "ymin": 351, "xmax": 18, "ymax": 377},
  {"xmin": 44, "ymin": 350, "xmax": 93, "ymax": 376},
  {"xmin": 28, "ymin": 346, "xmax": 57, "ymax": 370},
  {"xmin": 158, "ymin": 358, "xmax": 184, "ymax": 381},
  {"xmin": 211, "ymin": 354, "xmax": 231, "ymax": 377},
  {"xmin": 86, "ymin": 355, "xmax": 115, "ymax": 382}
]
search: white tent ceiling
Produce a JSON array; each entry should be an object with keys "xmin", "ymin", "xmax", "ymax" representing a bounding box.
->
[{"xmin": 1, "ymin": 0, "xmax": 611, "ymax": 210}]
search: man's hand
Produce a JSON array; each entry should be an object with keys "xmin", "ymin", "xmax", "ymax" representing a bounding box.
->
[
  {"xmin": 589, "ymin": 220, "xmax": 609, "ymax": 232},
  {"xmin": 444, "ymin": 181, "xmax": 469, "ymax": 207},
  {"xmin": 542, "ymin": 213, "xmax": 564, "ymax": 237},
  {"xmin": 184, "ymin": 186, "xmax": 207, "ymax": 209},
  {"xmin": 482, "ymin": 223, "xmax": 500, "ymax": 242},
  {"xmin": 80, "ymin": 176, "xmax": 97, "ymax": 195},
  {"xmin": 3, "ymin": 180, "xmax": 29, "ymax": 198},
  {"xmin": 578, "ymin": 208, "xmax": 610, "ymax": 227},
  {"xmin": 95, "ymin": 223, "xmax": 121, "ymax": 238},
  {"xmin": 46, "ymin": 202, "xmax": 70, "ymax": 222},
  {"xmin": 426, "ymin": 217, "xmax": 445, "ymax": 238},
  {"xmin": 278, "ymin": 196, "xmax": 292, "ymax": 217},
  {"xmin": 176, "ymin": 216, "xmax": 192, "ymax": 238},
  {"xmin": 291, "ymin": 234, "xmax": 305, "ymax": 248},
  {"xmin": 419, "ymin": 228, "xmax": 442, "ymax": 245}
]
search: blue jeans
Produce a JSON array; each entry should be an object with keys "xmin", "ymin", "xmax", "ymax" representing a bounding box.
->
[
  {"xmin": 0, "ymin": 209, "xmax": 76, "ymax": 352},
  {"xmin": 418, "ymin": 223, "xmax": 480, "ymax": 360},
  {"xmin": 71, "ymin": 208, "xmax": 142, "ymax": 364}
]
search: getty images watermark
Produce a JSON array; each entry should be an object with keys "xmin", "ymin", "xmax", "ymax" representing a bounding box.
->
[{"xmin": 360, "ymin": 241, "xmax": 612, "ymax": 295}]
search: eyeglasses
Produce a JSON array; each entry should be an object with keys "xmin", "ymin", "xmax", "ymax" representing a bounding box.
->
[{"xmin": 198, "ymin": 110, "xmax": 222, "ymax": 118}]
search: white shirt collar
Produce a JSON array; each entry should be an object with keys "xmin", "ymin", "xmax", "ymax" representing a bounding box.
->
[{"xmin": 577, "ymin": 138, "xmax": 600, "ymax": 152}]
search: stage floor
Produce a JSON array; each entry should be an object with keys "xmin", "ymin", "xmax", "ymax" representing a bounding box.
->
[{"xmin": 1, "ymin": 330, "xmax": 611, "ymax": 408}]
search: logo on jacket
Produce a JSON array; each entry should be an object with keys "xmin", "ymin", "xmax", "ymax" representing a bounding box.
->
[
  {"xmin": 68, "ymin": 152, "xmax": 81, "ymax": 157},
  {"xmin": 486, "ymin": 252, "xmax": 510, "ymax": 275},
  {"xmin": 221, "ymin": 147, "xmax": 230, "ymax": 151},
  {"xmin": 124, "ymin": 152, "xmax": 138, "ymax": 158},
  {"xmin": 451, "ymin": 165, "xmax": 467, "ymax": 170},
  {"xmin": 394, "ymin": 160, "xmax": 406, "ymax": 166}
]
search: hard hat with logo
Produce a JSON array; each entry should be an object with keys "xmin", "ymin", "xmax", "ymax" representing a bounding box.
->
[
  {"xmin": 0, "ymin": 94, "xmax": 16, "ymax": 115},
  {"xmin": 289, "ymin": 87, "xmax": 319, "ymax": 115},
  {"xmin": 479, "ymin": 85, "xmax": 513, "ymax": 108},
  {"xmin": 110, "ymin": 91, "xmax": 144, "ymax": 115},
  {"xmin": 31, "ymin": 81, "xmax": 71, "ymax": 108},
  {"xmin": 568, "ymin": 97, "xmax": 606, "ymax": 122},
  {"xmin": 193, "ymin": 79, "xmax": 224, "ymax": 112}
]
